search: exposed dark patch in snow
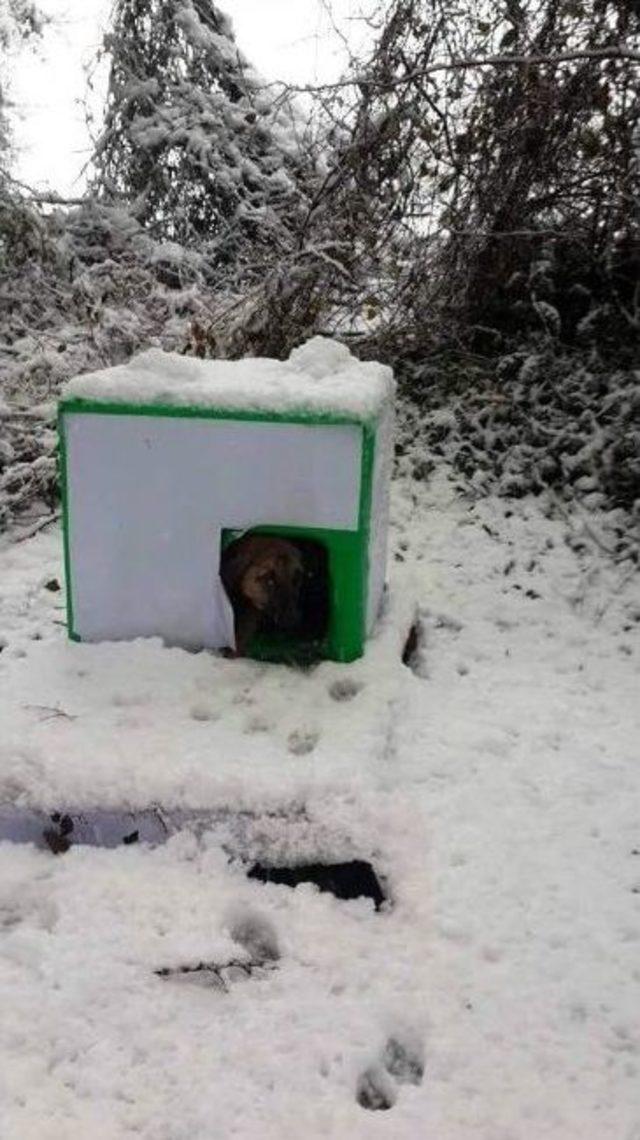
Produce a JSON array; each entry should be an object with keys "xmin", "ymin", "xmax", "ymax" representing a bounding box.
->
[{"xmin": 247, "ymin": 859, "xmax": 387, "ymax": 910}]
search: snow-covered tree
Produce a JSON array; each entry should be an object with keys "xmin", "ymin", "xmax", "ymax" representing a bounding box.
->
[
  {"xmin": 1, "ymin": 1, "xmax": 44, "ymax": 154},
  {"xmin": 93, "ymin": 0, "xmax": 311, "ymax": 265},
  {"xmin": 1, "ymin": 0, "xmax": 47, "ymax": 280},
  {"xmin": 1, "ymin": 0, "xmax": 44, "ymax": 188}
]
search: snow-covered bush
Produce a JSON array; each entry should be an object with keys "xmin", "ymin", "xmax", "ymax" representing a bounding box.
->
[
  {"xmin": 397, "ymin": 347, "xmax": 640, "ymax": 559},
  {"xmin": 0, "ymin": 199, "xmax": 224, "ymax": 529}
]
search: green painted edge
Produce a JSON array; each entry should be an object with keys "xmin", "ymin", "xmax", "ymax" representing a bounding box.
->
[
  {"xmin": 59, "ymin": 395, "xmax": 375, "ymax": 429},
  {"xmin": 58, "ymin": 403, "xmax": 377, "ymax": 662}
]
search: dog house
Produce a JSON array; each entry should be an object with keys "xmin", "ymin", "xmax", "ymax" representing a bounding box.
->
[{"xmin": 58, "ymin": 337, "xmax": 395, "ymax": 663}]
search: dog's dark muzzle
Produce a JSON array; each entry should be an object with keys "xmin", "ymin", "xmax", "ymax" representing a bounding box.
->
[{"xmin": 270, "ymin": 587, "xmax": 302, "ymax": 631}]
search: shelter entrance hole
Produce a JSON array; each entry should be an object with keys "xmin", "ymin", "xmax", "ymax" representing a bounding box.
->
[{"xmin": 220, "ymin": 529, "xmax": 331, "ymax": 662}]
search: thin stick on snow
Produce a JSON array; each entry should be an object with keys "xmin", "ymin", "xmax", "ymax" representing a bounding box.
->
[{"xmin": 12, "ymin": 512, "xmax": 61, "ymax": 543}]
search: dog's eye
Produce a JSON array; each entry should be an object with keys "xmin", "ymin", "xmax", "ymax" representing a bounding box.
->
[{"xmin": 259, "ymin": 572, "xmax": 276, "ymax": 589}]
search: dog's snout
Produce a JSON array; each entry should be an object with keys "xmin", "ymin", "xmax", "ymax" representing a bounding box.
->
[{"xmin": 272, "ymin": 586, "xmax": 301, "ymax": 630}]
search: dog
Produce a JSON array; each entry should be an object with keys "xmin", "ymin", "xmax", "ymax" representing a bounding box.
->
[{"xmin": 220, "ymin": 534, "xmax": 304, "ymax": 657}]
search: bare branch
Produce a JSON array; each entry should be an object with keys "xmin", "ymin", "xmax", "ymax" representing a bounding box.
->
[
  {"xmin": 4, "ymin": 172, "xmax": 85, "ymax": 206},
  {"xmin": 273, "ymin": 44, "xmax": 640, "ymax": 95}
]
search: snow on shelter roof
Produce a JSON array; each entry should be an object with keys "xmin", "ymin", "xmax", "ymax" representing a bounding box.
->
[{"xmin": 61, "ymin": 337, "xmax": 395, "ymax": 421}]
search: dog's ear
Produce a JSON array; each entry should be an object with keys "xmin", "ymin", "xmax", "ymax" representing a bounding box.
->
[{"xmin": 220, "ymin": 538, "xmax": 250, "ymax": 595}]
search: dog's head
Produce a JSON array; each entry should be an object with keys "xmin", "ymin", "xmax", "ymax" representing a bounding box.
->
[{"xmin": 221, "ymin": 535, "xmax": 304, "ymax": 630}]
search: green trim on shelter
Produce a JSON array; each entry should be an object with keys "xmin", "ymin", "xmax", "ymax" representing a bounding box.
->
[
  {"xmin": 59, "ymin": 395, "xmax": 376, "ymax": 430},
  {"xmin": 58, "ymin": 399, "xmax": 377, "ymax": 664}
]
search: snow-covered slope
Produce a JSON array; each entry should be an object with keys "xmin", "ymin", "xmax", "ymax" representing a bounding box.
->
[{"xmin": 0, "ymin": 470, "xmax": 639, "ymax": 1138}]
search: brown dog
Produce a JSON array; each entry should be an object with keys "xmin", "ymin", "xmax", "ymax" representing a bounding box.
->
[{"xmin": 220, "ymin": 534, "xmax": 304, "ymax": 657}]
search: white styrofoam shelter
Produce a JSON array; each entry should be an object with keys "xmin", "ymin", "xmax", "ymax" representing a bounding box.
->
[{"xmin": 58, "ymin": 337, "xmax": 395, "ymax": 662}]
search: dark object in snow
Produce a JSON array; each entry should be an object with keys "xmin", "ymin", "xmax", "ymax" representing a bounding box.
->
[
  {"xmin": 402, "ymin": 622, "xmax": 420, "ymax": 667},
  {"xmin": 122, "ymin": 829, "xmax": 139, "ymax": 845},
  {"xmin": 43, "ymin": 829, "xmax": 71, "ymax": 854},
  {"xmin": 402, "ymin": 619, "xmax": 428, "ymax": 678},
  {"xmin": 43, "ymin": 812, "xmax": 74, "ymax": 854},
  {"xmin": 155, "ymin": 956, "xmax": 276, "ymax": 992},
  {"xmin": 44, "ymin": 577, "xmax": 60, "ymax": 592},
  {"xmin": 247, "ymin": 859, "xmax": 386, "ymax": 909}
]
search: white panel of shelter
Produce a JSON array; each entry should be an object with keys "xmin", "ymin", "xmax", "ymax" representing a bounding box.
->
[{"xmin": 65, "ymin": 413, "xmax": 362, "ymax": 649}]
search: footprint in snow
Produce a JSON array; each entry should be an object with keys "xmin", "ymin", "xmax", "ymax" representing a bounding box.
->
[
  {"xmin": 328, "ymin": 678, "xmax": 362, "ymax": 702},
  {"xmin": 287, "ymin": 728, "xmax": 319, "ymax": 756},
  {"xmin": 383, "ymin": 1035, "xmax": 425, "ymax": 1085},
  {"xmin": 189, "ymin": 702, "xmax": 220, "ymax": 723},
  {"xmin": 357, "ymin": 1034, "xmax": 425, "ymax": 1112},
  {"xmin": 156, "ymin": 911, "xmax": 280, "ymax": 992},
  {"xmin": 243, "ymin": 714, "xmax": 272, "ymax": 734},
  {"xmin": 229, "ymin": 910, "xmax": 280, "ymax": 964},
  {"xmin": 111, "ymin": 691, "xmax": 148, "ymax": 708},
  {"xmin": 356, "ymin": 1066, "xmax": 397, "ymax": 1111}
]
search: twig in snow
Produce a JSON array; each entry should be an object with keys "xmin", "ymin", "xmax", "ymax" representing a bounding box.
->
[
  {"xmin": 12, "ymin": 512, "xmax": 61, "ymax": 543},
  {"xmin": 24, "ymin": 704, "xmax": 76, "ymax": 722}
]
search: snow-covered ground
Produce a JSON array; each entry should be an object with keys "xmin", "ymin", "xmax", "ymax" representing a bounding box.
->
[{"xmin": 1, "ymin": 469, "xmax": 639, "ymax": 1139}]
